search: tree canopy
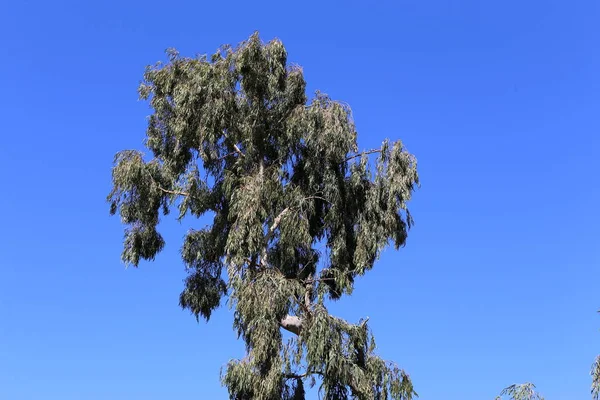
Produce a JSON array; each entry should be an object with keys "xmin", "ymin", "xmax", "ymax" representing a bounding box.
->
[
  {"xmin": 108, "ymin": 32, "xmax": 420, "ymax": 399},
  {"xmin": 495, "ymin": 383, "xmax": 544, "ymax": 400}
]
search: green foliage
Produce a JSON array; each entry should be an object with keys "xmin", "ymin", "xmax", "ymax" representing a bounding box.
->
[
  {"xmin": 496, "ymin": 383, "xmax": 544, "ymax": 400},
  {"xmin": 592, "ymin": 355, "xmax": 600, "ymax": 400},
  {"xmin": 108, "ymin": 32, "xmax": 419, "ymax": 399}
]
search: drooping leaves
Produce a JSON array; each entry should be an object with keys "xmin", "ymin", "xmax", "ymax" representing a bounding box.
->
[
  {"xmin": 109, "ymin": 32, "xmax": 419, "ymax": 399},
  {"xmin": 496, "ymin": 383, "xmax": 544, "ymax": 400}
]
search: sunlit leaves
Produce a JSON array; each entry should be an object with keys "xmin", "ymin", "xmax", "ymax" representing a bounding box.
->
[{"xmin": 108, "ymin": 32, "xmax": 419, "ymax": 399}]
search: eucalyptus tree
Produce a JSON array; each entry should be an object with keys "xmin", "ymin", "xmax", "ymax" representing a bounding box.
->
[
  {"xmin": 495, "ymin": 383, "xmax": 544, "ymax": 400},
  {"xmin": 108, "ymin": 33, "xmax": 419, "ymax": 399}
]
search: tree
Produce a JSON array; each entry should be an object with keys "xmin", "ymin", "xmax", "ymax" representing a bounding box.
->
[
  {"xmin": 495, "ymin": 383, "xmax": 544, "ymax": 400},
  {"xmin": 108, "ymin": 32, "xmax": 419, "ymax": 399},
  {"xmin": 592, "ymin": 354, "xmax": 600, "ymax": 399}
]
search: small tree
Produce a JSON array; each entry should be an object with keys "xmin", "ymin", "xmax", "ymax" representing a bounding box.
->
[
  {"xmin": 496, "ymin": 383, "xmax": 544, "ymax": 400},
  {"xmin": 108, "ymin": 33, "xmax": 419, "ymax": 399}
]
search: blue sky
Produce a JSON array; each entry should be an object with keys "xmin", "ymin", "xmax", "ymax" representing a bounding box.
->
[{"xmin": 1, "ymin": 0, "xmax": 599, "ymax": 399}]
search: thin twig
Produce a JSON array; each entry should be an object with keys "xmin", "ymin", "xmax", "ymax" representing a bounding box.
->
[
  {"xmin": 344, "ymin": 148, "xmax": 382, "ymax": 162},
  {"xmin": 157, "ymin": 186, "xmax": 191, "ymax": 197},
  {"xmin": 284, "ymin": 370, "xmax": 324, "ymax": 380},
  {"xmin": 217, "ymin": 151, "xmax": 238, "ymax": 161}
]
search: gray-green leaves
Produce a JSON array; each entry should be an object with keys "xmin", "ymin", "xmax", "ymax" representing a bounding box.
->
[
  {"xmin": 496, "ymin": 383, "xmax": 544, "ymax": 400},
  {"xmin": 109, "ymin": 32, "xmax": 419, "ymax": 399},
  {"xmin": 592, "ymin": 355, "xmax": 600, "ymax": 400}
]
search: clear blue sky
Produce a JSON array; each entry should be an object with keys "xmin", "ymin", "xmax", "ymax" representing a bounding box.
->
[{"xmin": 1, "ymin": 0, "xmax": 598, "ymax": 399}]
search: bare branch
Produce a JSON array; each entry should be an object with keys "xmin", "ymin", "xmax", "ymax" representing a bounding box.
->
[
  {"xmin": 145, "ymin": 168, "xmax": 193, "ymax": 199},
  {"xmin": 217, "ymin": 151, "xmax": 238, "ymax": 161},
  {"xmin": 260, "ymin": 206, "xmax": 290, "ymax": 267},
  {"xmin": 304, "ymin": 279, "xmax": 313, "ymax": 310},
  {"xmin": 284, "ymin": 370, "xmax": 324, "ymax": 380},
  {"xmin": 270, "ymin": 207, "xmax": 290, "ymax": 236},
  {"xmin": 344, "ymin": 148, "xmax": 382, "ymax": 162},
  {"xmin": 222, "ymin": 129, "xmax": 245, "ymax": 158},
  {"xmin": 157, "ymin": 186, "xmax": 191, "ymax": 198},
  {"xmin": 233, "ymin": 143, "xmax": 245, "ymax": 157}
]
